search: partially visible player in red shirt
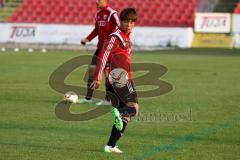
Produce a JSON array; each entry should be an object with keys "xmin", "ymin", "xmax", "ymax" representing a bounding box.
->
[
  {"xmin": 91, "ymin": 8, "xmax": 139, "ymax": 153},
  {"xmin": 79, "ymin": 0, "xmax": 120, "ymax": 105}
]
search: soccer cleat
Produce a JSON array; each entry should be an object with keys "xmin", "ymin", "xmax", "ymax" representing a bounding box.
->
[
  {"xmin": 104, "ymin": 145, "xmax": 123, "ymax": 153},
  {"xmin": 76, "ymin": 98, "xmax": 93, "ymax": 104},
  {"xmin": 96, "ymin": 100, "xmax": 112, "ymax": 106},
  {"xmin": 111, "ymin": 108, "xmax": 123, "ymax": 131}
]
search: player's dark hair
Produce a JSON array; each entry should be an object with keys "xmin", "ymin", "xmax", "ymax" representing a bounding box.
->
[{"xmin": 120, "ymin": 8, "xmax": 137, "ymax": 22}]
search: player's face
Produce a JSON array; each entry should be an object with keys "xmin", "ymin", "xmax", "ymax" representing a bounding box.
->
[
  {"xmin": 121, "ymin": 20, "xmax": 135, "ymax": 34},
  {"xmin": 95, "ymin": 0, "xmax": 107, "ymax": 9}
]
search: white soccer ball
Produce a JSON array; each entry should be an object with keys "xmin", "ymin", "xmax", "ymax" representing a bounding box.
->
[
  {"xmin": 14, "ymin": 48, "xmax": 19, "ymax": 52},
  {"xmin": 64, "ymin": 91, "xmax": 78, "ymax": 103},
  {"xmin": 41, "ymin": 48, "xmax": 47, "ymax": 53},
  {"xmin": 28, "ymin": 48, "xmax": 33, "ymax": 52},
  {"xmin": 109, "ymin": 68, "xmax": 128, "ymax": 88},
  {"xmin": 1, "ymin": 48, "xmax": 6, "ymax": 52}
]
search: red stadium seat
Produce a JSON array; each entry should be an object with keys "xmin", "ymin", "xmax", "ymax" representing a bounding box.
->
[
  {"xmin": 234, "ymin": 2, "xmax": 240, "ymax": 13},
  {"xmin": 7, "ymin": 0, "xmax": 197, "ymax": 26}
]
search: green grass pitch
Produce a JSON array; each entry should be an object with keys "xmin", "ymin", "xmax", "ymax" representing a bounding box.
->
[{"xmin": 0, "ymin": 48, "xmax": 240, "ymax": 160}]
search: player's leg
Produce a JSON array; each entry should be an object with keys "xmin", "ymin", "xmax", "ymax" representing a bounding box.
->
[
  {"xmin": 104, "ymin": 81, "xmax": 139, "ymax": 153},
  {"xmin": 85, "ymin": 64, "xmax": 96, "ymax": 100},
  {"xmin": 104, "ymin": 85, "xmax": 123, "ymax": 153},
  {"xmin": 113, "ymin": 102, "xmax": 139, "ymax": 130},
  {"xmin": 78, "ymin": 49, "xmax": 99, "ymax": 104},
  {"xmin": 105, "ymin": 102, "xmax": 138, "ymax": 153},
  {"xmin": 104, "ymin": 116, "xmax": 127, "ymax": 153}
]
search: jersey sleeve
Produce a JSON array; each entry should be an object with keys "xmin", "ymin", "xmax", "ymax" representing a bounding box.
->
[
  {"xmin": 111, "ymin": 13, "xmax": 120, "ymax": 27},
  {"xmin": 86, "ymin": 21, "xmax": 98, "ymax": 41},
  {"xmin": 94, "ymin": 36, "xmax": 118, "ymax": 81}
]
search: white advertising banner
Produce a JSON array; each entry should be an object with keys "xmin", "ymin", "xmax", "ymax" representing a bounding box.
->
[
  {"xmin": 0, "ymin": 23, "xmax": 193, "ymax": 48},
  {"xmin": 132, "ymin": 27, "xmax": 193, "ymax": 48},
  {"xmin": 195, "ymin": 13, "xmax": 231, "ymax": 33},
  {"xmin": 234, "ymin": 34, "xmax": 240, "ymax": 48},
  {"xmin": 233, "ymin": 14, "xmax": 240, "ymax": 33},
  {"xmin": 0, "ymin": 23, "xmax": 97, "ymax": 44}
]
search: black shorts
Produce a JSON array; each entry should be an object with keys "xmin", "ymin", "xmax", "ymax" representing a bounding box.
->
[
  {"xmin": 108, "ymin": 79, "xmax": 138, "ymax": 109},
  {"xmin": 90, "ymin": 49, "xmax": 100, "ymax": 66},
  {"xmin": 91, "ymin": 49, "xmax": 109, "ymax": 68}
]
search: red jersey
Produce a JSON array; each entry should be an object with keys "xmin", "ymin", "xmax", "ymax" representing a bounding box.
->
[
  {"xmin": 94, "ymin": 28, "xmax": 132, "ymax": 81},
  {"xmin": 86, "ymin": 5, "xmax": 120, "ymax": 49}
]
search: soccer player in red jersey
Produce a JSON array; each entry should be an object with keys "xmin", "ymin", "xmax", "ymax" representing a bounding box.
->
[
  {"xmin": 79, "ymin": 0, "xmax": 120, "ymax": 105},
  {"xmin": 91, "ymin": 8, "xmax": 139, "ymax": 153}
]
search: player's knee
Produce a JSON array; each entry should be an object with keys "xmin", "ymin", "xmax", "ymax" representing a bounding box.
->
[
  {"xmin": 127, "ymin": 102, "xmax": 139, "ymax": 116},
  {"xmin": 124, "ymin": 117, "xmax": 131, "ymax": 123}
]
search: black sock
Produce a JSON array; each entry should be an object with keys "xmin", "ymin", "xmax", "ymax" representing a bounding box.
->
[
  {"xmin": 118, "ymin": 106, "xmax": 136, "ymax": 117},
  {"xmin": 85, "ymin": 88, "xmax": 93, "ymax": 100},
  {"xmin": 85, "ymin": 79, "xmax": 93, "ymax": 100},
  {"xmin": 107, "ymin": 120, "xmax": 127, "ymax": 147}
]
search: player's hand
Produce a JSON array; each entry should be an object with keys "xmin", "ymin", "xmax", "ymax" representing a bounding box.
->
[
  {"xmin": 81, "ymin": 38, "xmax": 89, "ymax": 45},
  {"xmin": 90, "ymin": 80, "xmax": 101, "ymax": 90}
]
